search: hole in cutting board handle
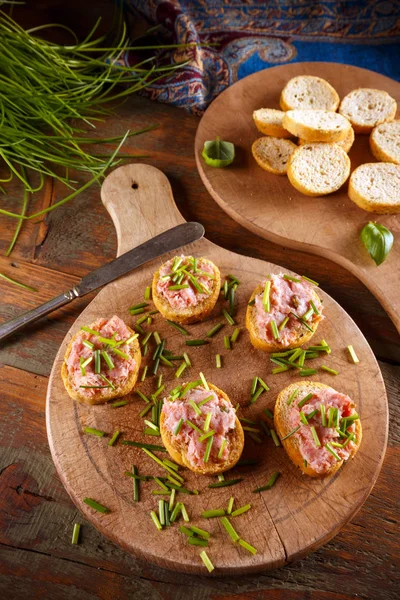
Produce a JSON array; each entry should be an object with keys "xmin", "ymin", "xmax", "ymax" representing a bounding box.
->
[{"xmin": 131, "ymin": 181, "xmax": 139, "ymax": 190}]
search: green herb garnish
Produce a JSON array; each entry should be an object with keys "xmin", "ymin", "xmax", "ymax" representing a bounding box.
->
[
  {"xmin": 202, "ymin": 136, "xmax": 235, "ymax": 168},
  {"xmin": 360, "ymin": 222, "xmax": 394, "ymax": 266}
]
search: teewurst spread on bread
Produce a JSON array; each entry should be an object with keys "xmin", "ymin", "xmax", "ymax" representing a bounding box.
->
[{"xmin": 62, "ymin": 315, "xmax": 140, "ymax": 403}]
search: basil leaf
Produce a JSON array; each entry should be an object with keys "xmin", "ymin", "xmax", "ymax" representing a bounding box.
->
[
  {"xmin": 360, "ymin": 222, "xmax": 394, "ymax": 266},
  {"xmin": 202, "ymin": 136, "xmax": 235, "ymax": 168}
]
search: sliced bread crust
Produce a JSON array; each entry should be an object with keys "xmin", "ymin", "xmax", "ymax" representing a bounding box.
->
[
  {"xmin": 274, "ymin": 381, "xmax": 362, "ymax": 478},
  {"xmin": 348, "ymin": 162, "xmax": 400, "ymax": 213},
  {"xmin": 160, "ymin": 383, "xmax": 244, "ymax": 475},
  {"xmin": 299, "ymin": 126, "xmax": 355, "ymax": 154},
  {"xmin": 252, "ymin": 136, "xmax": 298, "ymax": 175},
  {"xmin": 287, "ymin": 143, "xmax": 351, "ymax": 196},
  {"xmin": 280, "ymin": 76, "xmax": 340, "ymax": 112},
  {"xmin": 370, "ymin": 120, "xmax": 400, "ymax": 164},
  {"xmin": 339, "ymin": 88, "xmax": 397, "ymax": 134},
  {"xmin": 253, "ymin": 108, "xmax": 292, "ymax": 138},
  {"xmin": 282, "ymin": 109, "xmax": 351, "ymax": 143}
]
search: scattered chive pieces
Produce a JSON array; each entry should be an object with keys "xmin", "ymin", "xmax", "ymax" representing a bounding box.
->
[
  {"xmin": 270, "ymin": 320, "xmax": 279, "ymax": 340},
  {"xmin": 142, "ymin": 331, "xmax": 152, "ymax": 346},
  {"xmin": 222, "ymin": 308, "xmax": 235, "ymax": 326},
  {"xmin": 310, "ymin": 300, "xmax": 320, "ymax": 315},
  {"xmin": 218, "ymin": 438, "xmax": 227, "ymax": 459},
  {"xmin": 301, "ymin": 275, "xmax": 319, "ymax": 286},
  {"xmin": 202, "ymin": 508, "xmax": 226, "ymax": 518},
  {"xmin": 101, "ymin": 352, "xmax": 113, "ymax": 371},
  {"xmin": 320, "ymin": 404, "xmax": 327, "ymax": 427},
  {"xmin": 83, "ymin": 498, "xmax": 109, "ymax": 513},
  {"xmin": 113, "ymin": 348, "xmax": 130, "ymax": 360},
  {"xmin": 159, "ymin": 499, "xmax": 165, "ymax": 526},
  {"xmin": 150, "ymin": 510, "xmax": 162, "ymax": 531},
  {"xmin": 272, "ymin": 366, "xmax": 289, "ymax": 374},
  {"xmin": 325, "ymin": 442, "xmax": 341, "ymax": 461},
  {"xmin": 279, "ymin": 316, "xmax": 290, "ymax": 331},
  {"xmin": 263, "ymin": 408, "xmax": 274, "ymax": 419},
  {"xmin": 181, "ymin": 503, "xmax": 190, "ymax": 522},
  {"xmin": 287, "ymin": 388, "xmax": 299, "ymax": 406},
  {"xmin": 139, "ymin": 405, "xmax": 152, "ymax": 418},
  {"xmin": 189, "ymin": 400, "xmax": 202, "ymax": 416},
  {"xmin": 221, "ymin": 516, "xmax": 240, "ymax": 542},
  {"xmin": 204, "ymin": 436, "xmax": 213, "ymax": 463},
  {"xmin": 224, "ymin": 335, "xmax": 231, "ymax": 350},
  {"xmin": 320, "ymin": 339, "xmax": 331, "ymax": 354},
  {"xmin": 270, "ymin": 429, "xmax": 281, "ymax": 446},
  {"xmin": 82, "ymin": 340, "xmax": 94, "ymax": 350},
  {"xmin": 204, "ymin": 412, "xmax": 212, "ymax": 432},
  {"xmin": 93, "ymin": 350, "xmax": 101, "ymax": 374},
  {"xmin": 108, "ymin": 430, "xmax": 121, "ymax": 447},
  {"xmin": 300, "ymin": 369, "xmax": 317, "ymax": 376},
  {"xmin": 199, "ymin": 371, "xmax": 209, "ymax": 390},
  {"xmin": 129, "ymin": 307, "xmax": 146, "ymax": 315},
  {"xmin": 99, "ymin": 374, "xmax": 116, "ymax": 390},
  {"xmin": 238, "ymin": 539, "xmax": 257, "ymax": 555},
  {"xmin": 186, "ymin": 339, "xmax": 208, "ymax": 346},
  {"xmin": 347, "ymin": 345, "xmax": 359, "ymax": 364},
  {"xmin": 208, "ymin": 478, "xmax": 243, "ymax": 488},
  {"xmin": 183, "ymin": 352, "xmax": 191, "ymax": 367},
  {"xmin": 153, "ymin": 331, "xmax": 162, "ymax": 345},
  {"xmin": 140, "ymin": 366, "xmax": 148, "ymax": 382},
  {"xmin": 130, "ymin": 302, "xmax": 148, "ymax": 311},
  {"xmin": 299, "ymin": 411, "xmax": 308, "ymax": 426},
  {"xmin": 206, "ymin": 323, "xmax": 224, "ymax": 337},
  {"xmin": 198, "ymin": 395, "xmax": 214, "ymax": 408},
  {"xmin": 289, "ymin": 311, "xmax": 314, "ymax": 332},
  {"xmin": 71, "ymin": 523, "xmax": 81, "ymax": 545},
  {"xmin": 136, "ymin": 390, "xmax": 150, "ymax": 404},
  {"xmin": 251, "ymin": 376, "xmax": 258, "ymax": 396},
  {"xmin": 200, "ymin": 550, "xmax": 214, "ymax": 573},
  {"xmin": 280, "ymin": 426, "xmax": 301, "ymax": 440},
  {"xmin": 190, "ymin": 525, "xmax": 210, "ymax": 539},
  {"xmin": 189, "ymin": 537, "xmax": 208, "ymax": 547},
  {"xmin": 179, "ymin": 525, "xmax": 192, "ymax": 537},
  {"xmin": 263, "ymin": 280, "xmax": 271, "ymax": 312},
  {"xmin": 123, "ymin": 441, "xmax": 167, "ymax": 452},
  {"xmin": 231, "ymin": 328, "xmax": 240, "ymax": 343},
  {"xmin": 112, "ymin": 399, "xmax": 129, "ymax": 408},
  {"xmin": 79, "ymin": 385, "xmax": 110, "ymax": 389},
  {"xmin": 297, "ymin": 350, "xmax": 306, "ymax": 367},
  {"xmin": 166, "ymin": 320, "xmax": 189, "ymax": 335},
  {"xmin": 159, "ymin": 355, "xmax": 174, "ymax": 367},
  {"xmin": 310, "ymin": 426, "xmax": 321, "ymax": 447},
  {"xmin": 173, "ymin": 418, "xmax": 183, "ymax": 436},
  {"xmin": 320, "ymin": 365, "xmax": 339, "ymax": 375},
  {"xmin": 83, "ymin": 427, "xmax": 105, "ymax": 437},
  {"xmin": 231, "ymin": 504, "xmax": 251, "ymax": 517},
  {"xmin": 136, "ymin": 314, "xmax": 148, "ymax": 326},
  {"xmin": 250, "ymin": 387, "xmax": 263, "ymax": 405},
  {"xmin": 175, "ymin": 362, "xmax": 187, "ymax": 378},
  {"xmin": 258, "ymin": 378, "xmax": 270, "ymax": 392},
  {"xmin": 227, "ymin": 496, "xmax": 235, "ymax": 515},
  {"xmin": 186, "ymin": 420, "xmax": 203, "ymax": 434},
  {"xmin": 252, "ymin": 471, "xmax": 280, "ymax": 493},
  {"xmin": 283, "ymin": 274, "xmax": 301, "ymax": 283},
  {"xmin": 144, "ymin": 286, "xmax": 152, "ymax": 300},
  {"xmin": 298, "ymin": 393, "xmax": 313, "ymax": 409}
]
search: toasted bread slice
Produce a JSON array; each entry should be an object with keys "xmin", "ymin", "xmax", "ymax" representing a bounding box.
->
[
  {"xmin": 61, "ymin": 323, "xmax": 141, "ymax": 405},
  {"xmin": 299, "ymin": 126, "xmax": 355, "ymax": 154},
  {"xmin": 160, "ymin": 383, "xmax": 244, "ymax": 475},
  {"xmin": 280, "ymin": 76, "xmax": 340, "ymax": 112},
  {"xmin": 246, "ymin": 278, "xmax": 322, "ymax": 352},
  {"xmin": 287, "ymin": 143, "xmax": 350, "ymax": 196},
  {"xmin": 370, "ymin": 120, "xmax": 400, "ymax": 164},
  {"xmin": 339, "ymin": 88, "xmax": 397, "ymax": 134},
  {"xmin": 274, "ymin": 381, "xmax": 362, "ymax": 478},
  {"xmin": 152, "ymin": 256, "xmax": 221, "ymax": 324},
  {"xmin": 253, "ymin": 108, "xmax": 292, "ymax": 138},
  {"xmin": 252, "ymin": 136, "xmax": 298, "ymax": 175},
  {"xmin": 348, "ymin": 162, "xmax": 400, "ymax": 213},
  {"xmin": 282, "ymin": 109, "xmax": 351, "ymax": 143}
]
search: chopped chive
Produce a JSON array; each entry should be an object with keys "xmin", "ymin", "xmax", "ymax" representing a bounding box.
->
[
  {"xmin": 280, "ymin": 426, "xmax": 301, "ymax": 440},
  {"xmin": 79, "ymin": 357, "xmax": 86, "ymax": 377},
  {"xmin": 93, "ymin": 349, "xmax": 101, "ymax": 374},
  {"xmin": 320, "ymin": 339, "xmax": 331, "ymax": 354},
  {"xmin": 156, "ymin": 375, "xmax": 163, "ymax": 389},
  {"xmin": 199, "ymin": 430, "xmax": 215, "ymax": 443},
  {"xmin": 203, "ymin": 412, "xmax": 212, "ymax": 432},
  {"xmin": 112, "ymin": 348, "xmax": 130, "ymax": 360},
  {"xmin": 71, "ymin": 523, "xmax": 81, "ymax": 545},
  {"xmin": 310, "ymin": 426, "xmax": 321, "ymax": 447},
  {"xmin": 257, "ymin": 378, "xmax": 270, "ymax": 393},
  {"xmin": 198, "ymin": 395, "xmax": 214, "ymax": 408},
  {"xmin": 272, "ymin": 366, "xmax": 289, "ymax": 374},
  {"xmin": 260, "ymin": 421, "xmax": 271, "ymax": 437},
  {"xmin": 345, "ymin": 413, "xmax": 360, "ymax": 422},
  {"xmin": 248, "ymin": 432, "xmax": 263, "ymax": 444},
  {"xmin": 83, "ymin": 498, "xmax": 109, "ymax": 513},
  {"xmin": 263, "ymin": 408, "xmax": 274, "ymax": 419},
  {"xmin": 170, "ymin": 502, "xmax": 182, "ymax": 523},
  {"xmin": 200, "ymin": 550, "xmax": 214, "ymax": 573},
  {"xmin": 221, "ymin": 517, "xmax": 240, "ymax": 542},
  {"xmin": 179, "ymin": 353, "xmax": 190, "ymax": 369},
  {"xmin": 144, "ymin": 420, "xmax": 160, "ymax": 433},
  {"xmin": 328, "ymin": 408, "xmax": 335, "ymax": 429},
  {"xmin": 129, "ymin": 307, "xmax": 146, "ymax": 316},
  {"xmin": 153, "ymin": 384, "xmax": 165, "ymax": 399},
  {"xmin": 224, "ymin": 335, "xmax": 231, "ymax": 350},
  {"xmin": 331, "ymin": 441, "xmax": 344, "ymax": 448},
  {"xmin": 278, "ymin": 316, "xmax": 290, "ymax": 332},
  {"xmin": 228, "ymin": 285, "xmax": 235, "ymax": 315},
  {"xmin": 179, "ymin": 525, "xmax": 193, "ymax": 537},
  {"xmin": 199, "ymin": 371, "xmax": 209, "ymax": 391},
  {"xmin": 297, "ymin": 350, "xmax": 306, "ymax": 367},
  {"xmin": 132, "ymin": 466, "xmax": 140, "ymax": 502},
  {"xmin": 320, "ymin": 365, "xmax": 339, "ymax": 375},
  {"xmin": 180, "ymin": 380, "xmax": 202, "ymax": 398},
  {"xmin": 130, "ymin": 302, "xmax": 149, "ymax": 311},
  {"xmin": 189, "ymin": 537, "xmax": 209, "ymax": 547},
  {"xmin": 159, "ymin": 499, "xmax": 165, "ymax": 526},
  {"xmin": 140, "ymin": 366, "xmax": 148, "ymax": 382},
  {"xmin": 289, "ymin": 311, "xmax": 314, "ymax": 332},
  {"xmin": 287, "ymin": 388, "xmax": 299, "ymax": 406},
  {"xmin": 172, "ymin": 418, "xmax": 183, "ymax": 436},
  {"xmin": 153, "ymin": 477, "xmax": 168, "ymax": 492},
  {"xmin": 202, "ymin": 509, "xmax": 226, "ymax": 518},
  {"xmin": 165, "ymin": 320, "xmax": 189, "ymax": 336},
  {"xmin": 79, "ymin": 385, "xmax": 110, "ymax": 389},
  {"xmin": 227, "ymin": 274, "xmax": 240, "ymax": 284},
  {"xmin": 305, "ymin": 351, "xmax": 319, "ymax": 359},
  {"xmin": 318, "ymin": 404, "xmax": 326, "ymax": 427},
  {"xmin": 158, "ymin": 355, "xmax": 173, "ymax": 368},
  {"xmin": 227, "ymin": 496, "xmax": 235, "ymax": 515},
  {"xmin": 301, "ymin": 275, "xmax": 319, "ymax": 286},
  {"xmin": 283, "ymin": 274, "xmax": 301, "ymax": 283},
  {"xmin": 185, "ymin": 339, "xmax": 208, "ymax": 346},
  {"xmin": 83, "ymin": 427, "xmax": 105, "ymax": 437},
  {"xmin": 310, "ymin": 300, "xmax": 320, "ymax": 315},
  {"xmin": 190, "ymin": 525, "xmax": 210, "ymax": 540},
  {"xmin": 204, "ymin": 436, "xmax": 213, "ymax": 463},
  {"xmin": 144, "ymin": 286, "xmax": 152, "ymax": 301},
  {"xmin": 307, "ymin": 409, "xmax": 319, "ymax": 421},
  {"xmin": 144, "ymin": 428, "xmax": 160, "ymax": 437},
  {"xmin": 174, "ymin": 361, "xmax": 186, "ymax": 379},
  {"xmin": 153, "ymin": 331, "xmax": 161, "ymax": 346},
  {"xmin": 123, "ymin": 441, "xmax": 167, "ymax": 452},
  {"xmin": 222, "ymin": 308, "xmax": 235, "ymax": 326},
  {"xmin": 112, "ymin": 399, "xmax": 129, "ymax": 409},
  {"xmin": 298, "ymin": 393, "xmax": 313, "ymax": 409},
  {"xmin": 152, "ymin": 490, "xmax": 171, "ymax": 495},
  {"xmin": 134, "ymin": 324, "xmax": 145, "ymax": 335},
  {"xmin": 252, "ymin": 471, "xmax": 280, "ymax": 493},
  {"xmin": 208, "ymin": 479, "xmax": 243, "ymax": 488},
  {"xmin": 186, "ymin": 420, "xmax": 203, "ymax": 434},
  {"xmin": 308, "ymin": 344, "xmax": 331, "ymax": 352},
  {"xmin": 270, "ymin": 429, "xmax": 281, "ymax": 446},
  {"xmin": 99, "ymin": 374, "xmax": 115, "ymax": 390},
  {"xmin": 251, "ymin": 376, "xmax": 258, "ymax": 396},
  {"xmin": 216, "ymin": 354, "xmax": 222, "ymax": 368},
  {"xmin": 136, "ymin": 314, "xmax": 149, "ymax": 326},
  {"xmin": 342, "ymin": 433, "xmax": 356, "ymax": 447},
  {"xmin": 248, "ymin": 298, "xmax": 256, "ymax": 306},
  {"xmin": 218, "ymin": 438, "xmax": 227, "ymax": 459},
  {"xmin": 188, "ymin": 399, "xmax": 201, "ymax": 416},
  {"xmin": 289, "ymin": 348, "xmax": 303, "ymax": 362},
  {"xmin": 168, "ymin": 284, "xmax": 190, "ymax": 290},
  {"xmin": 164, "ymin": 482, "xmax": 195, "ymax": 494},
  {"xmin": 250, "ymin": 387, "xmax": 264, "ymax": 405},
  {"xmin": 206, "ymin": 323, "xmax": 224, "ymax": 337},
  {"xmin": 82, "ymin": 339, "xmax": 94, "ymax": 350},
  {"xmin": 270, "ymin": 320, "xmax": 279, "ymax": 340},
  {"xmin": 108, "ymin": 430, "xmax": 121, "ymax": 447},
  {"xmin": 300, "ymin": 368, "xmax": 317, "ymax": 376},
  {"xmin": 238, "ymin": 539, "xmax": 257, "ymax": 555},
  {"xmin": 325, "ymin": 442, "xmax": 341, "ymax": 461},
  {"xmin": 142, "ymin": 331, "xmax": 152, "ymax": 346},
  {"xmin": 181, "ymin": 503, "xmax": 189, "ymax": 522},
  {"xmin": 299, "ymin": 411, "xmax": 308, "ymax": 426},
  {"xmin": 136, "ymin": 390, "xmax": 150, "ymax": 404},
  {"xmin": 263, "ymin": 280, "xmax": 271, "ymax": 312},
  {"xmin": 303, "ymin": 307, "xmax": 314, "ymax": 321},
  {"xmin": 231, "ymin": 504, "xmax": 251, "ymax": 518},
  {"xmin": 240, "ymin": 417, "xmax": 258, "ymax": 426},
  {"xmin": 347, "ymin": 345, "xmax": 359, "ymax": 364},
  {"xmin": 150, "ymin": 510, "xmax": 162, "ymax": 531}
]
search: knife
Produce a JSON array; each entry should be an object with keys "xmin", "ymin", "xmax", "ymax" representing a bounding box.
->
[{"xmin": 0, "ymin": 222, "xmax": 205, "ymax": 343}]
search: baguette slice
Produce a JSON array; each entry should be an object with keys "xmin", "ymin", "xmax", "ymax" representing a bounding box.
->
[
  {"xmin": 348, "ymin": 162, "xmax": 400, "ymax": 213},
  {"xmin": 287, "ymin": 143, "xmax": 350, "ymax": 196},
  {"xmin": 61, "ymin": 323, "xmax": 141, "ymax": 405},
  {"xmin": 274, "ymin": 381, "xmax": 362, "ymax": 478},
  {"xmin": 152, "ymin": 256, "xmax": 221, "ymax": 324},
  {"xmin": 339, "ymin": 88, "xmax": 397, "ymax": 134},
  {"xmin": 283, "ymin": 109, "xmax": 351, "ymax": 143},
  {"xmin": 299, "ymin": 125, "xmax": 355, "ymax": 154},
  {"xmin": 252, "ymin": 136, "xmax": 298, "ymax": 175},
  {"xmin": 280, "ymin": 76, "xmax": 340, "ymax": 112},
  {"xmin": 370, "ymin": 120, "xmax": 400, "ymax": 164},
  {"xmin": 253, "ymin": 108, "xmax": 292, "ymax": 138},
  {"xmin": 160, "ymin": 383, "xmax": 244, "ymax": 475}
]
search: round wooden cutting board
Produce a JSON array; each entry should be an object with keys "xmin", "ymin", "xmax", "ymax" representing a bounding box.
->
[
  {"xmin": 195, "ymin": 62, "xmax": 400, "ymax": 334},
  {"xmin": 46, "ymin": 164, "xmax": 388, "ymax": 575}
]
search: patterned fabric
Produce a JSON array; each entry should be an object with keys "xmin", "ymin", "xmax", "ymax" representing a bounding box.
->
[{"xmin": 124, "ymin": 1, "xmax": 400, "ymax": 114}]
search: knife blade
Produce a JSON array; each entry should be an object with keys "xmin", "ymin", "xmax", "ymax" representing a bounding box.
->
[{"xmin": 0, "ymin": 222, "xmax": 204, "ymax": 343}]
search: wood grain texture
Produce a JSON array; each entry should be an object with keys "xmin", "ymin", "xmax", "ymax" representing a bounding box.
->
[
  {"xmin": 46, "ymin": 164, "xmax": 387, "ymax": 575},
  {"xmin": 195, "ymin": 63, "xmax": 400, "ymax": 333}
]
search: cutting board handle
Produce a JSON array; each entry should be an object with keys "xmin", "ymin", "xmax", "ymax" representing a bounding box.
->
[{"xmin": 101, "ymin": 164, "xmax": 185, "ymax": 257}]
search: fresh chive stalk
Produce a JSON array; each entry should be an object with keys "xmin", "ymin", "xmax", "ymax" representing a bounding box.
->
[
  {"xmin": 238, "ymin": 539, "xmax": 257, "ymax": 555},
  {"xmin": 83, "ymin": 498, "xmax": 109, "ymax": 513},
  {"xmin": 320, "ymin": 365, "xmax": 339, "ymax": 375},
  {"xmin": 150, "ymin": 511, "xmax": 162, "ymax": 531},
  {"xmin": 208, "ymin": 479, "xmax": 243, "ymax": 488},
  {"xmin": 185, "ymin": 339, "xmax": 208, "ymax": 346},
  {"xmin": 202, "ymin": 509, "xmax": 226, "ymax": 518},
  {"xmin": 200, "ymin": 550, "xmax": 214, "ymax": 573},
  {"xmin": 108, "ymin": 430, "xmax": 121, "ymax": 446},
  {"xmin": 252, "ymin": 471, "xmax": 280, "ymax": 493},
  {"xmin": 227, "ymin": 496, "xmax": 235, "ymax": 515},
  {"xmin": 270, "ymin": 430, "xmax": 281, "ymax": 446},
  {"xmin": 83, "ymin": 427, "xmax": 105, "ymax": 437},
  {"xmin": 222, "ymin": 308, "xmax": 235, "ymax": 326},
  {"xmin": 347, "ymin": 345, "xmax": 359, "ymax": 364},
  {"xmin": 310, "ymin": 426, "xmax": 321, "ymax": 447},
  {"xmin": 206, "ymin": 323, "xmax": 224, "ymax": 337},
  {"xmin": 231, "ymin": 504, "xmax": 251, "ymax": 517},
  {"xmin": 216, "ymin": 354, "xmax": 222, "ymax": 368},
  {"xmin": 112, "ymin": 399, "xmax": 129, "ymax": 408},
  {"xmin": 221, "ymin": 517, "xmax": 239, "ymax": 542}
]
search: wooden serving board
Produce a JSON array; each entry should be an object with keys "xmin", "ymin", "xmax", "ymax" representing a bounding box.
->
[
  {"xmin": 195, "ymin": 62, "xmax": 400, "ymax": 334},
  {"xmin": 46, "ymin": 164, "xmax": 388, "ymax": 575}
]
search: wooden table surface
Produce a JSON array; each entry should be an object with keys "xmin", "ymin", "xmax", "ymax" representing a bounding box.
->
[{"xmin": 0, "ymin": 3, "xmax": 399, "ymax": 599}]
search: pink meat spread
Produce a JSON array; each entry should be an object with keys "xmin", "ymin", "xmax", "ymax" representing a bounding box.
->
[
  {"xmin": 156, "ymin": 255, "xmax": 215, "ymax": 310},
  {"xmin": 66, "ymin": 315, "xmax": 136, "ymax": 398},
  {"xmin": 254, "ymin": 273, "xmax": 323, "ymax": 346},
  {"xmin": 162, "ymin": 386, "xmax": 236, "ymax": 466},
  {"xmin": 289, "ymin": 387, "xmax": 358, "ymax": 474}
]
